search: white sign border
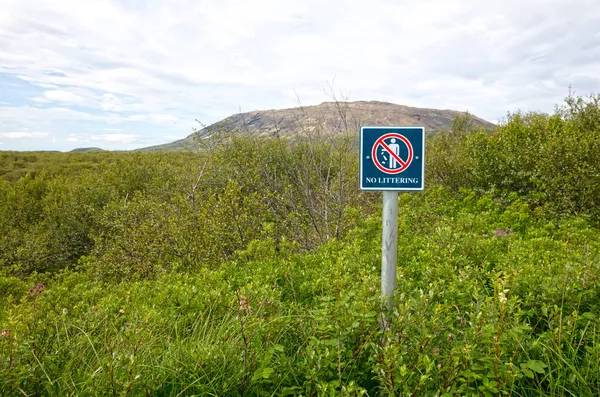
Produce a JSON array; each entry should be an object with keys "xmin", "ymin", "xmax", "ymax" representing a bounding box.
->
[{"xmin": 359, "ymin": 126, "xmax": 426, "ymax": 191}]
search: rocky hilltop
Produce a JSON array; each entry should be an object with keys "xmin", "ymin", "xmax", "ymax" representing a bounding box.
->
[{"xmin": 141, "ymin": 101, "xmax": 494, "ymax": 151}]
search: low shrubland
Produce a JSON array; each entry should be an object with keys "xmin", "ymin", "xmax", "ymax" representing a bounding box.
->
[{"xmin": 1, "ymin": 93, "xmax": 599, "ymax": 395}]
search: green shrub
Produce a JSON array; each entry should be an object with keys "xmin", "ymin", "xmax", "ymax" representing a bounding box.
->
[{"xmin": 1, "ymin": 93, "xmax": 600, "ymax": 395}]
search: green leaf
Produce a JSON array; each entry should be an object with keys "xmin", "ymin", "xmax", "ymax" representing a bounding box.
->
[
  {"xmin": 526, "ymin": 360, "xmax": 547, "ymax": 374},
  {"xmin": 252, "ymin": 367, "xmax": 274, "ymax": 381},
  {"xmin": 522, "ymin": 368, "xmax": 534, "ymax": 378},
  {"xmin": 261, "ymin": 368, "xmax": 274, "ymax": 379},
  {"xmin": 581, "ymin": 312, "xmax": 596, "ymax": 321}
]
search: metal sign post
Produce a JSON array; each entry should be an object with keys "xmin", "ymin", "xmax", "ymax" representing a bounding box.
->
[
  {"xmin": 381, "ymin": 191, "xmax": 398, "ymax": 311},
  {"xmin": 359, "ymin": 126, "xmax": 425, "ymax": 313}
]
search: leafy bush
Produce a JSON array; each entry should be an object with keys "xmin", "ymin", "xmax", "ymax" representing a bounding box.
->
[
  {"xmin": 1, "ymin": 93, "xmax": 600, "ymax": 395},
  {"xmin": 2, "ymin": 187, "xmax": 599, "ymax": 395}
]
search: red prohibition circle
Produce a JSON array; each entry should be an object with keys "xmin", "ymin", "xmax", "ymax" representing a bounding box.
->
[{"xmin": 371, "ymin": 133, "xmax": 414, "ymax": 174}]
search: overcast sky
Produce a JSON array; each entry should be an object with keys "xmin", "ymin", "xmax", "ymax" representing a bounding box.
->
[{"xmin": 1, "ymin": 0, "xmax": 599, "ymax": 151}]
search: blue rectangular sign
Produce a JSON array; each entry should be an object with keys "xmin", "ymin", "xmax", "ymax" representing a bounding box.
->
[{"xmin": 359, "ymin": 126, "xmax": 425, "ymax": 191}]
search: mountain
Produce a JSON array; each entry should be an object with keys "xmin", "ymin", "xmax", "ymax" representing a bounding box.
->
[
  {"xmin": 69, "ymin": 147, "xmax": 105, "ymax": 153},
  {"xmin": 140, "ymin": 101, "xmax": 495, "ymax": 151}
]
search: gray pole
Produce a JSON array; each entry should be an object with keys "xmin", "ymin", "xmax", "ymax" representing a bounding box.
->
[{"xmin": 381, "ymin": 191, "xmax": 398, "ymax": 312}]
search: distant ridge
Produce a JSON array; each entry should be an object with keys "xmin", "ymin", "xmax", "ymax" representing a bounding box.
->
[
  {"xmin": 140, "ymin": 101, "xmax": 495, "ymax": 151},
  {"xmin": 70, "ymin": 147, "xmax": 105, "ymax": 153}
]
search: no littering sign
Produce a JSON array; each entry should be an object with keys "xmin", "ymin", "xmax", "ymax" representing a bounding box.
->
[
  {"xmin": 359, "ymin": 126, "xmax": 425, "ymax": 191},
  {"xmin": 358, "ymin": 125, "xmax": 426, "ymax": 314}
]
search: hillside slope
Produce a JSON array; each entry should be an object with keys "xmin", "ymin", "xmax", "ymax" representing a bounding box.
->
[
  {"xmin": 140, "ymin": 101, "xmax": 494, "ymax": 151},
  {"xmin": 69, "ymin": 147, "xmax": 105, "ymax": 153}
]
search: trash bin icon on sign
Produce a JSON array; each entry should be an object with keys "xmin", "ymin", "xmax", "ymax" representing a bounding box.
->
[{"xmin": 372, "ymin": 133, "xmax": 414, "ymax": 174}]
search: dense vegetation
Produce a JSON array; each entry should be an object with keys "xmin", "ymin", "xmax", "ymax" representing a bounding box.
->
[{"xmin": 1, "ymin": 93, "xmax": 599, "ymax": 396}]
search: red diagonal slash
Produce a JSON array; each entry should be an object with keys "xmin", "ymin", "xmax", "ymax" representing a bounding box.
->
[{"xmin": 379, "ymin": 140, "xmax": 407, "ymax": 168}]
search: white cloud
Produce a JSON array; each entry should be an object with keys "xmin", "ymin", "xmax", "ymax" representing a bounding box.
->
[
  {"xmin": 100, "ymin": 93, "xmax": 124, "ymax": 111},
  {"xmin": 127, "ymin": 113, "xmax": 178, "ymax": 123},
  {"xmin": 0, "ymin": 131, "xmax": 49, "ymax": 139},
  {"xmin": 0, "ymin": 0, "xmax": 600, "ymax": 150},
  {"xmin": 0, "ymin": 105, "xmax": 123, "ymax": 131},
  {"xmin": 67, "ymin": 133, "xmax": 140, "ymax": 144},
  {"xmin": 37, "ymin": 83, "xmax": 60, "ymax": 89},
  {"xmin": 44, "ymin": 89, "xmax": 84, "ymax": 103},
  {"xmin": 93, "ymin": 134, "xmax": 139, "ymax": 143}
]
